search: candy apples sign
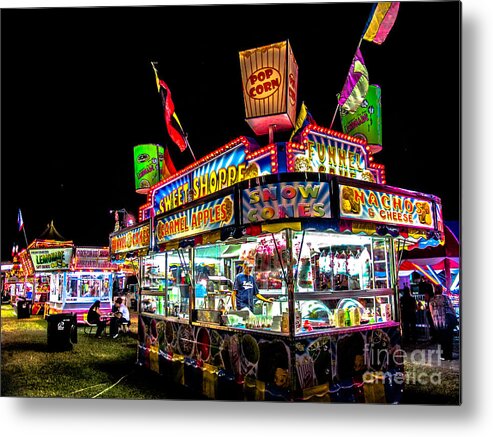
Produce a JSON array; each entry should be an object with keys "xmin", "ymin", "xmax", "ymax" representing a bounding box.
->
[{"xmin": 239, "ymin": 40, "xmax": 298, "ymax": 135}]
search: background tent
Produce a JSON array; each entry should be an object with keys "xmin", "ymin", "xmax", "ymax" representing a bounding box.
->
[{"xmin": 399, "ymin": 224, "xmax": 460, "ymax": 293}]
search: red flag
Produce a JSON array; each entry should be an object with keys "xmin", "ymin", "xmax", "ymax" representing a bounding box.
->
[{"xmin": 158, "ymin": 79, "xmax": 187, "ymax": 152}]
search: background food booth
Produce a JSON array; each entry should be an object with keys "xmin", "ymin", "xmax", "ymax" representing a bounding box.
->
[
  {"xmin": 109, "ymin": 220, "xmax": 151, "ymax": 309},
  {"xmin": 3, "ymin": 252, "xmax": 35, "ymax": 312},
  {"xmin": 397, "ymin": 223, "xmax": 460, "ymax": 340},
  {"xmin": 133, "ymin": 126, "xmax": 443, "ymax": 402},
  {"xmin": 61, "ymin": 246, "xmax": 117, "ymax": 323},
  {"xmin": 25, "ymin": 223, "xmax": 117, "ymax": 322},
  {"xmin": 27, "ymin": 236, "xmax": 75, "ymax": 319}
]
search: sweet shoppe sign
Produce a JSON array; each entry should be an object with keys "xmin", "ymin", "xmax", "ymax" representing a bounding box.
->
[{"xmin": 151, "ymin": 142, "xmax": 258, "ymax": 216}]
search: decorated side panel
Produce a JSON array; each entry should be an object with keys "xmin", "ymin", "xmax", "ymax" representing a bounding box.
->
[{"xmin": 137, "ymin": 316, "xmax": 402, "ymax": 403}]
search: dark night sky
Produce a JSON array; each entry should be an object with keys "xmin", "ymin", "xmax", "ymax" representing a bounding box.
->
[{"xmin": 0, "ymin": 1, "xmax": 460, "ymax": 259}]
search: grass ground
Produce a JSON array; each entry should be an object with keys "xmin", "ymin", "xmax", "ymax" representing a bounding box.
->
[
  {"xmin": 1, "ymin": 304, "xmax": 461, "ymax": 403},
  {"xmin": 0, "ymin": 304, "xmax": 192, "ymax": 400}
]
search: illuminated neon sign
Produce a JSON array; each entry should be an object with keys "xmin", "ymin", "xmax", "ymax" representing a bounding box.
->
[
  {"xmin": 339, "ymin": 184, "xmax": 435, "ymax": 229},
  {"xmin": 239, "ymin": 40, "xmax": 298, "ymax": 135},
  {"xmin": 29, "ymin": 248, "xmax": 73, "ymax": 271},
  {"xmin": 155, "ymin": 195, "xmax": 234, "ymax": 243},
  {"xmin": 296, "ymin": 126, "xmax": 385, "ymax": 183},
  {"xmin": 152, "ymin": 142, "xmax": 255, "ymax": 216},
  {"xmin": 75, "ymin": 247, "xmax": 114, "ymax": 269},
  {"xmin": 241, "ymin": 182, "xmax": 331, "ymax": 224},
  {"xmin": 110, "ymin": 222, "xmax": 150, "ymax": 254}
]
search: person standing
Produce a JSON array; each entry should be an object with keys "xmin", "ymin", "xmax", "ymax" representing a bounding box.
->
[
  {"xmin": 400, "ymin": 286, "xmax": 417, "ymax": 344},
  {"xmin": 232, "ymin": 263, "xmax": 273, "ymax": 312},
  {"xmin": 429, "ymin": 286, "xmax": 457, "ymax": 360},
  {"xmin": 419, "ymin": 279, "xmax": 436, "ymax": 342}
]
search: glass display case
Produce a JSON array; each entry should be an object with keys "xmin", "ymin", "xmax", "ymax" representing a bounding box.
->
[
  {"xmin": 156, "ymin": 229, "xmax": 397, "ymax": 334},
  {"xmin": 139, "ymin": 229, "xmax": 397, "ymax": 337},
  {"xmin": 292, "ymin": 231, "xmax": 396, "ymax": 335},
  {"xmin": 140, "ymin": 248, "xmax": 191, "ymax": 320},
  {"xmin": 66, "ymin": 273, "xmax": 111, "ymax": 300}
]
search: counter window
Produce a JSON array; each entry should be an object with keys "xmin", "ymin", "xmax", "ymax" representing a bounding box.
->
[
  {"xmin": 292, "ymin": 231, "xmax": 394, "ymax": 293},
  {"xmin": 293, "ymin": 231, "xmax": 396, "ymax": 335},
  {"xmin": 66, "ymin": 273, "xmax": 112, "ymax": 301},
  {"xmin": 141, "ymin": 249, "xmax": 191, "ymax": 319}
]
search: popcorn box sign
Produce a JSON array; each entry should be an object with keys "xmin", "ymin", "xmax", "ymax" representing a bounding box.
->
[{"xmin": 239, "ymin": 40, "xmax": 298, "ymax": 135}]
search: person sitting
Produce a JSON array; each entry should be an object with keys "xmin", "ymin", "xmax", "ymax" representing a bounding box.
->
[
  {"xmin": 87, "ymin": 300, "xmax": 108, "ymax": 338},
  {"xmin": 110, "ymin": 297, "xmax": 130, "ymax": 338}
]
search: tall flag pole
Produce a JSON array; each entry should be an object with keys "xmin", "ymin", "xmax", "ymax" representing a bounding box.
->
[
  {"xmin": 17, "ymin": 208, "xmax": 28, "ymax": 247},
  {"xmin": 329, "ymin": 2, "xmax": 400, "ymax": 129},
  {"xmin": 151, "ymin": 62, "xmax": 197, "ymax": 162}
]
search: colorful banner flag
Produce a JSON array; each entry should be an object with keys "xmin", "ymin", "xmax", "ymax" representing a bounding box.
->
[
  {"xmin": 151, "ymin": 64, "xmax": 188, "ymax": 152},
  {"xmin": 338, "ymin": 48, "xmax": 369, "ymax": 113},
  {"xmin": 362, "ymin": 2, "xmax": 400, "ymax": 45},
  {"xmin": 289, "ymin": 102, "xmax": 315, "ymax": 141},
  {"xmin": 340, "ymin": 84, "xmax": 382, "ymax": 153},
  {"xmin": 17, "ymin": 208, "xmax": 24, "ymax": 232}
]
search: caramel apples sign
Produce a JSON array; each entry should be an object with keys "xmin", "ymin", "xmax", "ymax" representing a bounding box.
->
[{"xmin": 155, "ymin": 195, "xmax": 234, "ymax": 243}]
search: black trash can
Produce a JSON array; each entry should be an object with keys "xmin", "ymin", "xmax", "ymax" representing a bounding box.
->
[
  {"xmin": 47, "ymin": 313, "xmax": 78, "ymax": 351},
  {"xmin": 16, "ymin": 299, "xmax": 31, "ymax": 319}
]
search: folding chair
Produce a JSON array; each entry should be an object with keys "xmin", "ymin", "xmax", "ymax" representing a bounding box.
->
[{"xmin": 83, "ymin": 313, "xmax": 98, "ymax": 335}]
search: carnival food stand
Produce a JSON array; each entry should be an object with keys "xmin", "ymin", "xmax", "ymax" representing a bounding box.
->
[
  {"xmin": 24, "ymin": 222, "xmax": 118, "ymax": 322},
  {"xmin": 109, "ymin": 219, "xmax": 151, "ymax": 309},
  {"xmin": 62, "ymin": 246, "xmax": 117, "ymax": 322},
  {"xmin": 3, "ymin": 252, "xmax": 35, "ymax": 312},
  {"xmin": 129, "ymin": 125, "xmax": 443, "ymax": 403},
  {"xmin": 28, "ymin": 236, "xmax": 75, "ymax": 319},
  {"xmin": 115, "ymin": 40, "xmax": 445, "ymax": 402}
]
